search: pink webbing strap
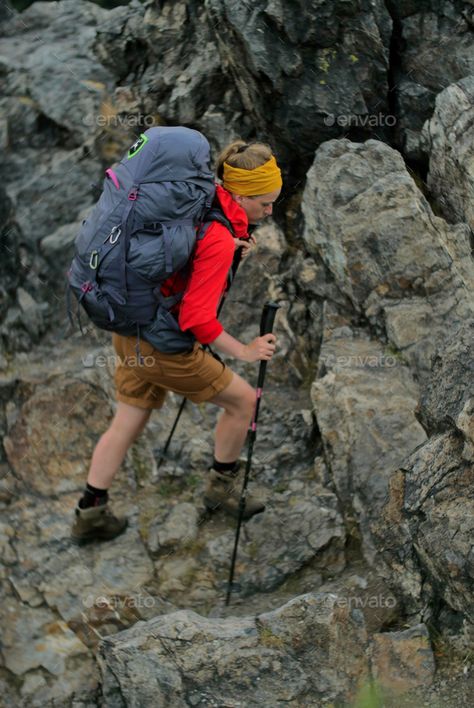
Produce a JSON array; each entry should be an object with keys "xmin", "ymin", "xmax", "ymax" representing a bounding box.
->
[{"xmin": 105, "ymin": 168, "xmax": 120, "ymax": 190}]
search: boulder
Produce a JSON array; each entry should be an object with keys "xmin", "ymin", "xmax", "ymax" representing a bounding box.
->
[
  {"xmin": 206, "ymin": 0, "xmax": 392, "ymax": 170},
  {"xmin": 0, "ymin": 185, "xmax": 51, "ymax": 355},
  {"xmin": 3, "ymin": 373, "xmax": 116, "ymax": 496},
  {"xmin": 311, "ymin": 326, "xmax": 427, "ymax": 558},
  {"xmin": 98, "ymin": 593, "xmax": 370, "ymax": 706},
  {"xmin": 206, "ymin": 483, "xmax": 346, "ymax": 596},
  {"xmin": 302, "ymin": 138, "xmax": 474, "ymax": 381},
  {"xmin": 93, "ymin": 0, "xmax": 393, "ymax": 182},
  {"xmin": 370, "ymin": 624, "xmax": 435, "ymax": 695},
  {"xmin": 419, "ymin": 320, "xmax": 474, "ymax": 460},
  {"xmin": 0, "ymin": 594, "xmax": 100, "ymax": 705},
  {"xmin": 0, "ymin": 0, "xmax": 115, "ymax": 146},
  {"xmin": 422, "ymin": 75, "xmax": 474, "ymax": 228},
  {"xmin": 386, "ymin": 0, "xmax": 474, "ymax": 161},
  {"xmin": 371, "ymin": 431, "xmax": 474, "ymax": 623}
]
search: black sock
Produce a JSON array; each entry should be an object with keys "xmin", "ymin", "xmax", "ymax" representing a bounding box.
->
[
  {"xmin": 79, "ymin": 483, "xmax": 109, "ymax": 509},
  {"xmin": 212, "ymin": 458, "xmax": 239, "ymax": 476}
]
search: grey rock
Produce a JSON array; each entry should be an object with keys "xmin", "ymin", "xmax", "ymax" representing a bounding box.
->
[
  {"xmin": 311, "ymin": 329, "xmax": 427, "ymax": 560},
  {"xmin": 98, "ymin": 592, "xmax": 369, "ymax": 706},
  {"xmin": 148, "ymin": 502, "xmax": 199, "ymax": 554},
  {"xmin": 422, "ymin": 75, "xmax": 474, "ymax": 227},
  {"xmin": 94, "ymin": 0, "xmax": 239, "ymax": 150},
  {"xmin": 3, "ymin": 373, "xmax": 116, "ymax": 495},
  {"xmin": 0, "ymin": 597, "xmax": 90, "ymax": 676},
  {"xmin": 370, "ymin": 623, "xmax": 436, "ymax": 694},
  {"xmin": 7, "ymin": 500, "xmax": 155, "ymax": 635},
  {"xmin": 0, "ymin": 520, "xmax": 16, "ymax": 565},
  {"xmin": 154, "ymin": 557, "xmax": 200, "ymax": 597},
  {"xmin": 40, "ymin": 217, "xmax": 84, "ymax": 277},
  {"xmin": 0, "ymin": 0, "xmax": 115, "ymax": 145},
  {"xmin": 419, "ymin": 321, "xmax": 474, "ymax": 459},
  {"xmin": 94, "ymin": 0, "xmax": 392, "ymax": 181},
  {"xmin": 206, "ymin": 484, "xmax": 346, "ymax": 595},
  {"xmin": 5, "ymin": 147, "xmax": 100, "ymax": 247},
  {"xmin": 0, "ymin": 1, "xmax": 13, "ymax": 24},
  {"xmin": 0, "ymin": 0, "xmax": 113, "ymax": 314},
  {"xmin": 206, "ymin": 0, "xmax": 392, "ymax": 172},
  {"xmin": 0, "ymin": 185, "xmax": 51, "ymax": 351},
  {"xmin": 14, "ymin": 287, "xmax": 47, "ymax": 339},
  {"xmin": 302, "ymin": 138, "xmax": 474, "ymax": 381},
  {"xmin": 0, "ymin": 184, "xmax": 21, "ymax": 321},
  {"xmin": 371, "ymin": 431, "xmax": 474, "ymax": 622},
  {"xmin": 387, "ymin": 1, "xmax": 474, "ymax": 161}
]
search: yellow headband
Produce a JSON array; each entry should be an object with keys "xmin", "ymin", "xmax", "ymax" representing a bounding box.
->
[{"xmin": 222, "ymin": 155, "xmax": 282, "ymax": 196}]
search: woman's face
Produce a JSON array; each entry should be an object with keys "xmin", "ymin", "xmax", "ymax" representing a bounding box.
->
[{"xmin": 234, "ymin": 189, "xmax": 281, "ymax": 224}]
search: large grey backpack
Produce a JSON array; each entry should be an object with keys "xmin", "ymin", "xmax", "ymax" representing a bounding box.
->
[{"xmin": 67, "ymin": 126, "xmax": 227, "ymax": 355}]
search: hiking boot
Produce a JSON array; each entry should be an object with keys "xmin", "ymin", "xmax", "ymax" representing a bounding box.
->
[
  {"xmin": 71, "ymin": 501, "xmax": 128, "ymax": 545},
  {"xmin": 203, "ymin": 463, "xmax": 265, "ymax": 520}
]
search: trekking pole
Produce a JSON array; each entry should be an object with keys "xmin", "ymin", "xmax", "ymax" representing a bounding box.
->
[
  {"xmin": 156, "ymin": 247, "xmax": 244, "ymax": 468},
  {"xmin": 225, "ymin": 300, "xmax": 280, "ymax": 606}
]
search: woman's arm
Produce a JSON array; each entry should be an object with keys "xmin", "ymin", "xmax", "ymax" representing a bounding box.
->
[{"xmin": 212, "ymin": 329, "xmax": 277, "ymax": 363}]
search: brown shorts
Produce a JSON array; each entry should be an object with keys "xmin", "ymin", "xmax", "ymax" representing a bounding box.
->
[{"xmin": 112, "ymin": 333, "xmax": 234, "ymax": 410}]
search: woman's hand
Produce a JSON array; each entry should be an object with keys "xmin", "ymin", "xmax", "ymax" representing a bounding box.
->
[
  {"xmin": 233, "ymin": 234, "xmax": 256, "ymax": 259},
  {"xmin": 241, "ymin": 334, "xmax": 277, "ymax": 362}
]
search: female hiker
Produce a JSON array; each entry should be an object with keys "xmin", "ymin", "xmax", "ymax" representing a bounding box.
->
[{"xmin": 71, "ymin": 139, "xmax": 283, "ymax": 544}]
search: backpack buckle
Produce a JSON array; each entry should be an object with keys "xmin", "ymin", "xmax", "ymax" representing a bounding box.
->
[{"xmin": 128, "ymin": 187, "xmax": 138, "ymax": 201}]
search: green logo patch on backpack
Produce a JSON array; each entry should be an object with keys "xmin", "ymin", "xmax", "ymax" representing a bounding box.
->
[{"xmin": 128, "ymin": 133, "xmax": 149, "ymax": 159}]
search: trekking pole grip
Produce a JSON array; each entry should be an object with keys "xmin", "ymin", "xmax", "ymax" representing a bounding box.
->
[{"xmin": 260, "ymin": 301, "xmax": 280, "ymax": 337}]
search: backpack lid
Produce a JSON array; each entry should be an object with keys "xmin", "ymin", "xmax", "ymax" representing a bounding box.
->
[{"xmin": 123, "ymin": 126, "xmax": 215, "ymax": 187}]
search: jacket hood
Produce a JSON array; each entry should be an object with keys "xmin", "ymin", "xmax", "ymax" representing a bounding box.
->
[{"xmin": 215, "ymin": 184, "xmax": 249, "ymax": 239}]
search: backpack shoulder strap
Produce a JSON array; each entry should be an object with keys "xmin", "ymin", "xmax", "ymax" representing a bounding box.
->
[{"xmin": 197, "ymin": 206, "xmax": 235, "ymax": 240}]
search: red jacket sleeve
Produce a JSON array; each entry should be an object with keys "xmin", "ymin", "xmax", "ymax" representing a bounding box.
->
[{"xmin": 177, "ymin": 222, "xmax": 235, "ymax": 344}]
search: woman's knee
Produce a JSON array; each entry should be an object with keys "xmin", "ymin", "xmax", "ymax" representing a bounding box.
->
[
  {"xmin": 110, "ymin": 402, "xmax": 151, "ymax": 439},
  {"xmin": 241, "ymin": 384, "xmax": 257, "ymax": 417},
  {"xmin": 211, "ymin": 374, "xmax": 256, "ymax": 418}
]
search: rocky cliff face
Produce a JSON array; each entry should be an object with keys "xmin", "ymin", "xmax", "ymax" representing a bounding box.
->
[{"xmin": 0, "ymin": 1, "xmax": 473, "ymax": 706}]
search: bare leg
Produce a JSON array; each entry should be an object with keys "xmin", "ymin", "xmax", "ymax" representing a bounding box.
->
[
  {"xmin": 207, "ymin": 373, "xmax": 256, "ymax": 462},
  {"xmin": 87, "ymin": 401, "xmax": 152, "ymax": 489}
]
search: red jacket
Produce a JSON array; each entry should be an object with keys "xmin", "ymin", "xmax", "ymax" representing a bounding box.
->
[{"xmin": 159, "ymin": 185, "xmax": 249, "ymax": 344}]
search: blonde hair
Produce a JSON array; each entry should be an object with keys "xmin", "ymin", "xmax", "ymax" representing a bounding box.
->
[{"xmin": 215, "ymin": 140, "xmax": 274, "ymax": 181}]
